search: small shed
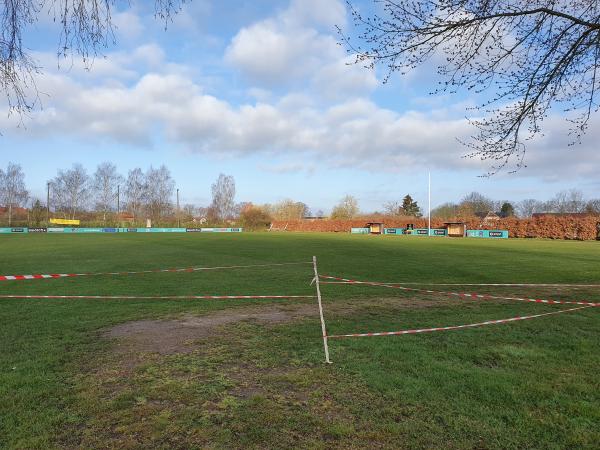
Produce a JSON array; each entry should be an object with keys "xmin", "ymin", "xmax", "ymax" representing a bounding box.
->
[
  {"xmin": 366, "ymin": 222, "xmax": 384, "ymax": 235},
  {"xmin": 444, "ymin": 222, "xmax": 466, "ymax": 237}
]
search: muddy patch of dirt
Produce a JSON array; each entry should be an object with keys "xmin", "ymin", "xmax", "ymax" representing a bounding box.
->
[
  {"xmin": 104, "ymin": 303, "xmax": 319, "ymax": 355},
  {"xmin": 102, "ymin": 295, "xmax": 455, "ymax": 359}
]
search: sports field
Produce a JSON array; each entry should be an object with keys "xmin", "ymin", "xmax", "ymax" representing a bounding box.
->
[{"xmin": 1, "ymin": 233, "xmax": 599, "ymax": 449}]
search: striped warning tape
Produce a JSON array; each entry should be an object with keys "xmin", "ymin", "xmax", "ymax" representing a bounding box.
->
[
  {"xmin": 327, "ymin": 305, "xmax": 594, "ymax": 339},
  {"xmin": 345, "ymin": 282, "xmax": 600, "ymax": 288},
  {"xmin": 0, "ymin": 261, "xmax": 312, "ymax": 282},
  {"xmin": 319, "ymin": 275, "xmax": 600, "ymax": 307},
  {"xmin": 0, "ymin": 294, "xmax": 314, "ymax": 300}
]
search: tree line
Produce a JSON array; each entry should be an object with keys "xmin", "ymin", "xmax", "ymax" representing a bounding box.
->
[
  {"xmin": 1, "ymin": 161, "xmax": 599, "ymax": 227},
  {"xmin": 431, "ymin": 191, "xmax": 600, "ymax": 220},
  {"xmin": 0, "ymin": 162, "xmax": 238, "ymax": 227}
]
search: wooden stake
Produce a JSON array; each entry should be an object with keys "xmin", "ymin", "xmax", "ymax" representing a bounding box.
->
[{"xmin": 313, "ymin": 256, "xmax": 332, "ymax": 364}]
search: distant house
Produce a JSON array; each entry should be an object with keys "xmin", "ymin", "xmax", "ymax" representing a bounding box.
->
[{"xmin": 482, "ymin": 211, "xmax": 501, "ymax": 225}]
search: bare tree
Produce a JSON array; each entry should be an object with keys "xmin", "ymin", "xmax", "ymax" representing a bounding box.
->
[
  {"xmin": 547, "ymin": 189, "xmax": 586, "ymax": 213},
  {"xmin": 459, "ymin": 191, "xmax": 494, "ymax": 217},
  {"xmin": 343, "ymin": 1, "xmax": 600, "ymax": 172},
  {"xmin": 211, "ymin": 174, "xmax": 236, "ymax": 221},
  {"xmin": 30, "ymin": 197, "xmax": 46, "ymax": 226},
  {"xmin": 92, "ymin": 162, "xmax": 123, "ymax": 223},
  {"xmin": 124, "ymin": 168, "xmax": 147, "ymax": 223},
  {"xmin": 431, "ymin": 202, "xmax": 459, "ymax": 219},
  {"xmin": 330, "ymin": 195, "xmax": 359, "ymax": 219},
  {"xmin": 50, "ymin": 164, "xmax": 90, "ymax": 219},
  {"xmin": 145, "ymin": 165, "xmax": 174, "ymax": 222},
  {"xmin": 517, "ymin": 198, "xmax": 544, "ymax": 217},
  {"xmin": 271, "ymin": 199, "xmax": 310, "ymax": 220},
  {"xmin": 1, "ymin": 1, "xmax": 187, "ymax": 119},
  {"xmin": 0, "ymin": 162, "xmax": 28, "ymax": 226},
  {"xmin": 585, "ymin": 198, "xmax": 600, "ymax": 213},
  {"xmin": 383, "ymin": 200, "xmax": 402, "ymax": 216}
]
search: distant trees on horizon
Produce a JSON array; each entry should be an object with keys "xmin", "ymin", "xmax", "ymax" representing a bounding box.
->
[{"xmin": 1, "ymin": 161, "xmax": 600, "ymax": 228}]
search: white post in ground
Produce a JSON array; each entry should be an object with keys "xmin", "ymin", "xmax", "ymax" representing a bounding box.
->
[
  {"xmin": 312, "ymin": 256, "xmax": 332, "ymax": 364},
  {"xmin": 428, "ymin": 171, "xmax": 431, "ymax": 236}
]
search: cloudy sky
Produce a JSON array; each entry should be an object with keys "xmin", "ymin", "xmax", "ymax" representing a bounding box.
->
[{"xmin": 1, "ymin": 0, "xmax": 599, "ymax": 212}]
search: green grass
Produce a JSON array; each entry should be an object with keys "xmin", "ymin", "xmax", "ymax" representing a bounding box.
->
[{"xmin": 1, "ymin": 233, "xmax": 599, "ymax": 449}]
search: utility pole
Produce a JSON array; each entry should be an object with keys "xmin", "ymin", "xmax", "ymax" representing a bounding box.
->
[{"xmin": 177, "ymin": 188, "xmax": 180, "ymax": 227}]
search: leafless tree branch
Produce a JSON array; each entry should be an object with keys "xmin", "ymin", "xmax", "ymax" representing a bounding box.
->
[{"xmin": 341, "ymin": 0, "xmax": 600, "ymax": 173}]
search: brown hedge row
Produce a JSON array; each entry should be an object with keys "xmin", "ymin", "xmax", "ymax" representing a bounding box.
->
[{"xmin": 271, "ymin": 216, "xmax": 600, "ymax": 240}]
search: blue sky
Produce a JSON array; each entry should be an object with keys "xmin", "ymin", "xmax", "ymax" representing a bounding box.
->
[{"xmin": 1, "ymin": 0, "xmax": 599, "ymax": 213}]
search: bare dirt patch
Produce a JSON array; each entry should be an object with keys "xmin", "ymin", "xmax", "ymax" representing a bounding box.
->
[
  {"xmin": 103, "ymin": 302, "xmax": 320, "ymax": 355},
  {"xmin": 102, "ymin": 295, "xmax": 455, "ymax": 358}
]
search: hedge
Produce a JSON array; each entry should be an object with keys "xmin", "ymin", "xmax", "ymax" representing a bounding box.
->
[{"xmin": 271, "ymin": 216, "xmax": 600, "ymax": 240}]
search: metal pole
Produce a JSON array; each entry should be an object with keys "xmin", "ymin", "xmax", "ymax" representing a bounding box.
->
[
  {"xmin": 46, "ymin": 182, "xmax": 50, "ymax": 225},
  {"xmin": 313, "ymin": 256, "xmax": 332, "ymax": 364},
  {"xmin": 177, "ymin": 188, "xmax": 180, "ymax": 227},
  {"xmin": 117, "ymin": 185, "xmax": 120, "ymax": 229},
  {"xmin": 428, "ymin": 171, "xmax": 431, "ymax": 236}
]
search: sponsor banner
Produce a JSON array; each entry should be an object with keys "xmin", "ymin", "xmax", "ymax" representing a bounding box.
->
[
  {"xmin": 383, "ymin": 228, "xmax": 406, "ymax": 235},
  {"xmin": 0, "ymin": 228, "xmax": 28, "ymax": 234},
  {"xmin": 467, "ymin": 230, "xmax": 509, "ymax": 239},
  {"xmin": 131, "ymin": 228, "xmax": 185, "ymax": 233},
  {"xmin": 0, "ymin": 227, "xmax": 242, "ymax": 234},
  {"xmin": 389, "ymin": 228, "xmax": 446, "ymax": 236},
  {"xmin": 67, "ymin": 228, "xmax": 104, "ymax": 233},
  {"xmin": 192, "ymin": 228, "xmax": 243, "ymax": 233},
  {"xmin": 49, "ymin": 218, "xmax": 80, "ymax": 225},
  {"xmin": 351, "ymin": 228, "xmax": 370, "ymax": 234}
]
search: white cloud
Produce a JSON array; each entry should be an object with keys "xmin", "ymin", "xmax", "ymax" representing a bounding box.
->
[
  {"xmin": 3, "ymin": 61, "xmax": 600, "ymax": 179},
  {"xmin": 224, "ymin": 0, "xmax": 370, "ymax": 96},
  {"xmin": 225, "ymin": 19, "xmax": 339, "ymax": 86},
  {"xmin": 112, "ymin": 11, "xmax": 145, "ymax": 41}
]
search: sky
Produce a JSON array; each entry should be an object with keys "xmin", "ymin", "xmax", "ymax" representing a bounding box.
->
[{"xmin": 1, "ymin": 0, "xmax": 599, "ymax": 213}]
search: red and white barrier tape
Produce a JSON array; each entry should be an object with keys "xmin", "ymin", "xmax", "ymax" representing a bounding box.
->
[
  {"xmin": 0, "ymin": 261, "xmax": 312, "ymax": 282},
  {"xmin": 327, "ymin": 305, "xmax": 594, "ymax": 339},
  {"xmin": 354, "ymin": 282, "xmax": 600, "ymax": 288},
  {"xmin": 0, "ymin": 294, "xmax": 313, "ymax": 300},
  {"xmin": 319, "ymin": 275, "xmax": 600, "ymax": 307}
]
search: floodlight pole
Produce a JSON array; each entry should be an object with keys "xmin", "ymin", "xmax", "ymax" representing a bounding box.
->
[
  {"xmin": 177, "ymin": 188, "xmax": 180, "ymax": 228},
  {"xmin": 312, "ymin": 256, "xmax": 331, "ymax": 364},
  {"xmin": 46, "ymin": 182, "xmax": 50, "ymax": 225},
  {"xmin": 428, "ymin": 171, "xmax": 431, "ymax": 236}
]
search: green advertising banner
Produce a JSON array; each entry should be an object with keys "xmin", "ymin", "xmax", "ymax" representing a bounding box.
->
[
  {"xmin": 351, "ymin": 228, "xmax": 370, "ymax": 234},
  {"xmin": 383, "ymin": 228, "xmax": 406, "ymax": 235},
  {"xmin": 1, "ymin": 227, "xmax": 244, "ymax": 234},
  {"xmin": 466, "ymin": 230, "xmax": 509, "ymax": 239},
  {"xmin": 0, "ymin": 227, "xmax": 28, "ymax": 234}
]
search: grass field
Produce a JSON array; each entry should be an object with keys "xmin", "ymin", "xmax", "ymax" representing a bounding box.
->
[{"xmin": 1, "ymin": 233, "xmax": 599, "ymax": 449}]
